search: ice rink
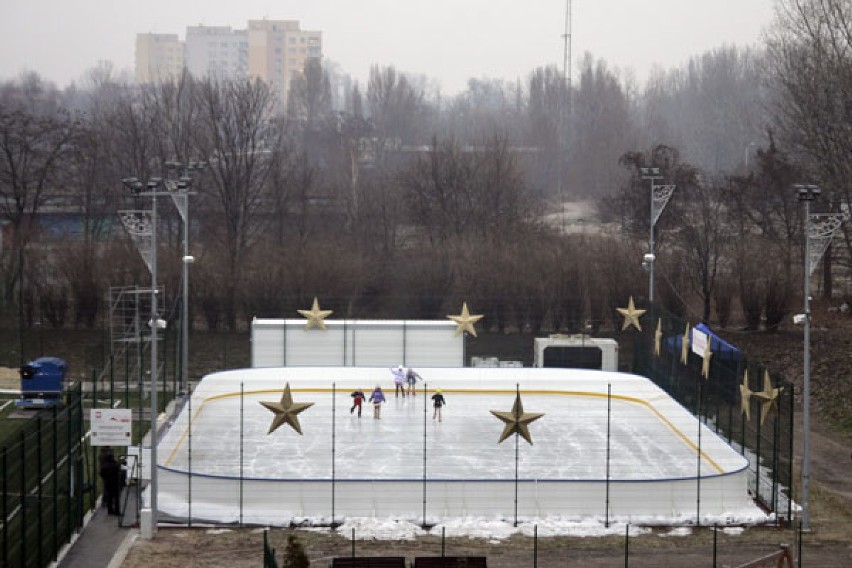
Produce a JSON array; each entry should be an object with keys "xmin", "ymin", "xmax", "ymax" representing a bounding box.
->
[{"xmin": 154, "ymin": 367, "xmax": 758, "ymax": 524}]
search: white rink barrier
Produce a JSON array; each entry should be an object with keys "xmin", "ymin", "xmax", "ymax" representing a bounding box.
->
[{"xmin": 155, "ymin": 367, "xmax": 758, "ymax": 525}]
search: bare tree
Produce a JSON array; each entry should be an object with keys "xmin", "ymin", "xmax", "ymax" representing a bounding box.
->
[
  {"xmin": 0, "ymin": 75, "xmax": 77, "ymax": 309},
  {"xmin": 287, "ymin": 58, "xmax": 332, "ymax": 126},
  {"xmin": 767, "ymin": 0, "xmax": 852, "ymax": 284},
  {"xmin": 402, "ymin": 135, "xmax": 538, "ymax": 246},
  {"xmin": 191, "ymin": 77, "xmax": 286, "ymax": 329},
  {"xmin": 366, "ymin": 65, "xmax": 425, "ymax": 148}
]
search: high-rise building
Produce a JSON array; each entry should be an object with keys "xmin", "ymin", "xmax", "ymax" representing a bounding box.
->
[
  {"xmin": 135, "ymin": 19, "xmax": 322, "ymax": 105},
  {"xmin": 247, "ymin": 19, "xmax": 322, "ymax": 103},
  {"xmin": 185, "ymin": 25, "xmax": 248, "ymax": 81},
  {"xmin": 135, "ymin": 33, "xmax": 184, "ymax": 84}
]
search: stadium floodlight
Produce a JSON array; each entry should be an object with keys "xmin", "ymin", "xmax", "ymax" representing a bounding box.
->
[{"xmin": 640, "ymin": 167, "xmax": 675, "ymax": 303}]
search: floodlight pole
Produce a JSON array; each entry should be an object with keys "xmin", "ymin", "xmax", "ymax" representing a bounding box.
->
[
  {"xmin": 795, "ymin": 183, "xmax": 820, "ymax": 532},
  {"xmin": 146, "ymin": 186, "xmax": 160, "ymax": 535},
  {"xmin": 641, "ymin": 168, "xmax": 662, "ymax": 303},
  {"xmin": 165, "ymin": 160, "xmax": 205, "ymax": 396}
]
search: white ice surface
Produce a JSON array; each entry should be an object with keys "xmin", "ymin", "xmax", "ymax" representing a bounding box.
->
[{"xmin": 164, "ymin": 391, "xmax": 730, "ymax": 480}]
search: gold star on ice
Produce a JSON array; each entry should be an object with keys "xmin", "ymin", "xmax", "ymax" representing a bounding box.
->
[
  {"xmin": 654, "ymin": 319, "xmax": 663, "ymax": 357},
  {"xmin": 447, "ymin": 302, "xmax": 484, "ymax": 337},
  {"xmin": 259, "ymin": 383, "xmax": 315, "ymax": 435},
  {"xmin": 490, "ymin": 392, "xmax": 544, "ymax": 445},
  {"xmin": 680, "ymin": 323, "xmax": 690, "ymax": 365},
  {"xmin": 297, "ymin": 297, "xmax": 333, "ymax": 330},
  {"xmin": 753, "ymin": 370, "xmax": 780, "ymax": 426},
  {"xmin": 616, "ymin": 296, "xmax": 645, "ymax": 331},
  {"xmin": 701, "ymin": 339, "xmax": 713, "ymax": 379},
  {"xmin": 740, "ymin": 370, "xmax": 754, "ymax": 421}
]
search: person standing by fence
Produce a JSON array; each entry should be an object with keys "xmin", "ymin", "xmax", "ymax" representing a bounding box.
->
[{"xmin": 100, "ymin": 451, "xmax": 123, "ymax": 515}]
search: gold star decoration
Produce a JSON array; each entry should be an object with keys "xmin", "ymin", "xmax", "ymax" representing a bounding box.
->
[
  {"xmin": 297, "ymin": 297, "xmax": 333, "ymax": 331},
  {"xmin": 490, "ymin": 392, "xmax": 545, "ymax": 445},
  {"xmin": 753, "ymin": 370, "xmax": 781, "ymax": 426},
  {"xmin": 680, "ymin": 323, "xmax": 690, "ymax": 365},
  {"xmin": 259, "ymin": 383, "xmax": 315, "ymax": 435},
  {"xmin": 447, "ymin": 302, "xmax": 484, "ymax": 337},
  {"xmin": 701, "ymin": 338, "xmax": 713, "ymax": 379},
  {"xmin": 654, "ymin": 319, "xmax": 663, "ymax": 357},
  {"xmin": 616, "ymin": 296, "xmax": 646, "ymax": 331},
  {"xmin": 739, "ymin": 370, "xmax": 754, "ymax": 421}
]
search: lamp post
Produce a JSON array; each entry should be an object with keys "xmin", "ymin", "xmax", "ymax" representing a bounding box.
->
[
  {"xmin": 640, "ymin": 167, "xmax": 676, "ymax": 304},
  {"xmin": 795, "ymin": 183, "xmax": 820, "ymax": 532},
  {"xmin": 120, "ymin": 169, "xmax": 200, "ymax": 538},
  {"xmin": 164, "ymin": 161, "xmax": 205, "ymax": 395},
  {"xmin": 120, "ymin": 176, "xmax": 162, "ymax": 536}
]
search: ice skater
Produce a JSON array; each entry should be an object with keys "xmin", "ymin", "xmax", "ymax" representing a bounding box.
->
[
  {"xmin": 350, "ymin": 387, "xmax": 366, "ymax": 417},
  {"xmin": 369, "ymin": 385, "xmax": 386, "ymax": 419},
  {"xmin": 405, "ymin": 367, "xmax": 421, "ymax": 396},
  {"xmin": 391, "ymin": 365, "xmax": 406, "ymax": 398},
  {"xmin": 431, "ymin": 388, "xmax": 446, "ymax": 422}
]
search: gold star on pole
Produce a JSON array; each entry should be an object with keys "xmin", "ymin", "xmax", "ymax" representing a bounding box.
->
[
  {"xmin": 701, "ymin": 338, "xmax": 713, "ymax": 379},
  {"xmin": 616, "ymin": 296, "xmax": 646, "ymax": 331},
  {"xmin": 259, "ymin": 383, "xmax": 315, "ymax": 435},
  {"xmin": 297, "ymin": 297, "xmax": 333, "ymax": 330},
  {"xmin": 739, "ymin": 370, "xmax": 754, "ymax": 421},
  {"xmin": 490, "ymin": 392, "xmax": 544, "ymax": 445},
  {"xmin": 447, "ymin": 302, "xmax": 484, "ymax": 337},
  {"xmin": 753, "ymin": 370, "xmax": 780, "ymax": 426},
  {"xmin": 654, "ymin": 319, "xmax": 663, "ymax": 357},
  {"xmin": 680, "ymin": 323, "xmax": 690, "ymax": 365}
]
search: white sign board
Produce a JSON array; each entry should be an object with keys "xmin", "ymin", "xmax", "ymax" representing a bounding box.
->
[
  {"xmin": 691, "ymin": 328, "xmax": 709, "ymax": 358},
  {"xmin": 90, "ymin": 408, "xmax": 133, "ymax": 446}
]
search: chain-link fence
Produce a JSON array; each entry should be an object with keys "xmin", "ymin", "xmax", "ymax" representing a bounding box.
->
[
  {"xmin": 631, "ymin": 304, "xmax": 795, "ymax": 522},
  {"xmin": 1, "ymin": 383, "xmax": 87, "ymax": 568}
]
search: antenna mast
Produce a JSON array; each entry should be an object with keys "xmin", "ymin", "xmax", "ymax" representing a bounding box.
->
[{"xmin": 557, "ymin": 0, "xmax": 572, "ymax": 231}]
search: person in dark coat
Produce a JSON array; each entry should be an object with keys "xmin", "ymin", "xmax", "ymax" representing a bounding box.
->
[
  {"xmin": 431, "ymin": 388, "xmax": 446, "ymax": 422},
  {"xmin": 100, "ymin": 452, "xmax": 123, "ymax": 516}
]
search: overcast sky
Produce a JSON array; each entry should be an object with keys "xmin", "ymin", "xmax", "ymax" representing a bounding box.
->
[{"xmin": 1, "ymin": 0, "xmax": 776, "ymax": 94}]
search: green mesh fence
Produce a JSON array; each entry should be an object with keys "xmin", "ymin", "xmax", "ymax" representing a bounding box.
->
[
  {"xmin": 632, "ymin": 304, "xmax": 795, "ymax": 522},
  {"xmin": 1, "ymin": 384, "xmax": 88, "ymax": 568}
]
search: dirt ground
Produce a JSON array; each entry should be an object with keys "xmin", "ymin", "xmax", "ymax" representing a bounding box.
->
[{"xmin": 120, "ymin": 320, "xmax": 852, "ymax": 567}]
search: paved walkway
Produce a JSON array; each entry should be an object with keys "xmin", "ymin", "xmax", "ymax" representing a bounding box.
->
[{"xmin": 55, "ymin": 486, "xmax": 140, "ymax": 568}]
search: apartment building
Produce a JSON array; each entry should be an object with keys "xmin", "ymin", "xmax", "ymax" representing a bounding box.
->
[
  {"xmin": 135, "ymin": 19, "xmax": 322, "ymax": 105},
  {"xmin": 247, "ymin": 19, "xmax": 322, "ymax": 103},
  {"xmin": 185, "ymin": 25, "xmax": 248, "ymax": 81},
  {"xmin": 135, "ymin": 33, "xmax": 184, "ymax": 83}
]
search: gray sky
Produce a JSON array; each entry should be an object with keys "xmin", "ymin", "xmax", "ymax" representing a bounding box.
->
[{"xmin": 1, "ymin": 1, "xmax": 776, "ymax": 94}]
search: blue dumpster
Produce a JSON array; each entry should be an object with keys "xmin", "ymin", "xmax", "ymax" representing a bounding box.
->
[{"xmin": 16, "ymin": 357, "xmax": 68, "ymax": 408}]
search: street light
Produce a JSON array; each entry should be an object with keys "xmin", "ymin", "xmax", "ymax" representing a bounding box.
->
[
  {"xmin": 119, "ymin": 166, "xmax": 202, "ymax": 538},
  {"xmin": 640, "ymin": 167, "xmax": 676, "ymax": 304},
  {"xmin": 121, "ymin": 175, "xmax": 162, "ymax": 537},
  {"xmin": 164, "ymin": 160, "xmax": 205, "ymax": 396},
  {"xmin": 795, "ymin": 183, "xmax": 820, "ymax": 532}
]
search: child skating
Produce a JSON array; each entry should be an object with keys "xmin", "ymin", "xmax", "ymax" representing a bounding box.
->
[
  {"xmin": 391, "ymin": 365, "xmax": 406, "ymax": 398},
  {"xmin": 369, "ymin": 385, "xmax": 386, "ymax": 419},
  {"xmin": 431, "ymin": 388, "xmax": 446, "ymax": 422},
  {"xmin": 405, "ymin": 367, "xmax": 421, "ymax": 396},
  {"xmin": 350, "ymin": 388, "xmax": 365, "ymax": 417}
]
